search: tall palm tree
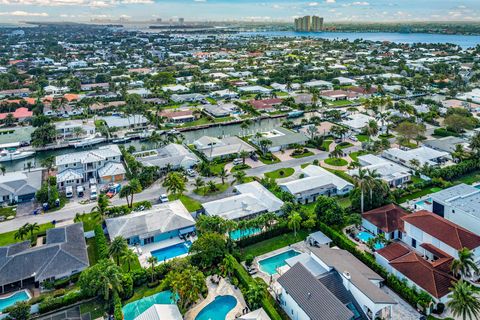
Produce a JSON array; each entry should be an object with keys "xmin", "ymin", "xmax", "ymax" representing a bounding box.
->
[
  {"xmin": 219, "ymin": 168, "xmax": 228, "ymax": 185},
  {"xmin": 452, "ymin": 248, "xmax": 479, "ymax": 279},
  {"xmin": 91, "ymin": 194, "xmax": 110, "ymax": 220},
  {"xmin": 98, "ymin": 263, "xmax": 123, "ymax": 302},
  {"xmin": 194, "ymin": 177, "xmax": 205, "ymax": 194},
  {"xmin": 288, "ymin": 211, "xmax": 302, "ymax": 237},
  {"xmin": 109, "ymin": 236, "xmax": 128, "ymax": 266},
  {"xmin": 232, "ymin": 170, "xmax": 246, "ymax": 185},
  {"xmin": 14, "ymin": 224, "xmax": 28, "ymax": 241},
  {"xmin": 239, "ymin": 150, "xmax": 249, "ymax": 165},
  {"xmin": 163, "ymin": 172, "xmax": 187, "ymax": 196},
  {"xmin": 119, "ymin": 178, "xmax": 142, "ymax": 208},
  {"xmin": 221, "ymin": 255, "xmax": 235, "ymax": 280},
  {"xmin": 147, "ymin": 256, "xmax": 158, "ymax": 283},
  {"xmin": 352, "ymin": 168, "xmax": 370, "ymax": 214},
  {"xmin": 25, "ymin": 223, "xmax": 39, "ymax": 242},
  {"xmin": 447, "ymin": 280, "xmax": 480, "ymax": 320},
  {"xmin": 121, "ymin": 249, "xmax": 138, "ymax": 272}
]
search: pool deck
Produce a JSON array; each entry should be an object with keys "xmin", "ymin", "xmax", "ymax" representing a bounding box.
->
[
  {"xmin": 184, "ymin": 276, "xmax": 247, "ymax": 320},
  {"xmin": 135, "ymin": 236, "xmax": 196, "ymax": 268}
]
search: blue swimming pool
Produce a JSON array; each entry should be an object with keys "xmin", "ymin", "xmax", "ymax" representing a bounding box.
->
[
  {"xmin": 415, "ymin": 197, "xmax": 432, "ymax": 210},
  {"xmin": 151, "ymin": 241, "xmax": 192, "ymax": 262},
  {"xmin": 357, "ymin": 231, "xmax": 384, "ymax": 250},
  {"xmin": 122, "ymin": 290, "xmax": 176, "ymax": 320},
  {"xmin": 229, "ymin": 228, "xmax": 261, "ymax": 241},
  {"xmin": 258, "ymin": 250, "xmax": 301, "ymax": 275},
  {"xmin": 195, "ymin": 295, "xmax": 237, "ymax": 320},
  {"xmin": 0, "ymin": 290, "xmax": 30, "ymax": 313}
]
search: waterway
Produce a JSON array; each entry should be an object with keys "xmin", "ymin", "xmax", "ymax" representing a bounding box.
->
[
  {"xmin": 2, "ymin": 116, "xmax": 294, "ymax": 172},
  {"xmin": 240, "ymin": 31, "xmax": 480, "ymax": 49}
]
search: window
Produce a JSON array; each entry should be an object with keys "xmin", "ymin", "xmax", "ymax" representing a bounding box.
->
[{"xmin": 411, "ymin": 238, "xmax": 416, "ymax": 248}]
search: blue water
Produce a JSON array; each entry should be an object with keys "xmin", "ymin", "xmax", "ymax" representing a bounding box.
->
[
  {"xmin": 229, "ymin": 228, "xmax": 261, "ymax": 241},
  {"xmin": 0, "ymin": 290, "xmax": 30, "ymax": 313},
  {"xmin": 357, "ymin": 231, "xmax": 384, "ymax": 250},
  {"xmin": 195, "ymin": 295, "xmax": 237, "ymax": 320},
  {"xmin": 258, "ymin": 250, "xmax": 300, "ymax": 275},
  {"xmin": 151, "ymin": 241, "xmax": 192, "ymax": 262},
  {"xmin": 241, "ymin": 31, "xmax": 480, "ymax": 49},
  {"xmin": 415, "ymin": 197, "xmax": 432, "ymax": 210},
  {"xmin": 122, "ymin": 290, "xmax": 175, "ymax": 320}
]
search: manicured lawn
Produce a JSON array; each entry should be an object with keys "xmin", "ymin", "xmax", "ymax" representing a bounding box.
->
[
  {"xmin": 86, "ymin": 237, "xmax": 98, "ymax": 265},
  {"xmin": 0, "ymin": 222, "xmax": 54, "ymax": 247},
  {"xmin": 240, "ymin": 229, "xmax": 310, "ymax": 259},
  {"xmin": 181, "ymin": 117, "xmax": 211, "ymax": 128},
  {"xmin": 453, "ymin": 170, "xmax": 480, "ymax": 185},
  {"xmin": 125, "ymin": 282, "xmax": 166, "ymax": 304},
  {"xmin": 324, "ymin": 158, "xmax": 348, "ymax": 166},
  {"xmin": 328, "ymin": 99, "xmax": 353, "ymax": 107},
  {"xmin": 410, "ymin": 175, "xmax": 424, "ymax": 184},
  {"xmin": 230, "ymin": 164, "xmax": 251, "ymax": 172},
  {"xmin": 397, "ymin": 187, "xmax": 444, "ymax": 204},
  {"xmin": 259, "ymin": 154, "xmax": 280, "ymax": 165},
  {"xmin": 0, "ymin": 206, "xmax": 16, "ymax": 220},
  {"xmin": 75, "ymin": 212, "xmax": 101, "ymax": 232},
  {"xmin": 168, "ymin": 194, "xmax": 202, "ymax": 212},
  {"xmin": 337, "ymin": 196, "xmax": 352, "ymax": 209},
  {"xmin": 379, "ymin": 133, "xmax": 394, "ymax": 139},
  {"xmin": 349, "ymin": 150, "xmax": 368, "ymax": 161},
  {"xmin": 213, "ymin": 116, "xmax": 234, "ymax": 123},
  {"xmin": 120, "ymin": 254, "xmax": 141, "ymax": 273},
  {"xmin": 209, "ymin": 162, "xmax": 225, "ymax": 176},
  {"xmin": 336, "ymin": 142, "xmax": 353, "ymax": 149},
  {"xmin": 300, "ymin": 163, "xmax": 311, "ymax": 169},
  {"xmin": 355, "ymin": 134, "xmax": 369, "ymax": 142},
  {"xmin": 264, "ymin": 167, "xmax": 294, "ymax": 179},
  {"xmin": 322, "ymin": 140, "xmax": 333, "ymax": 150},
  {"xmin": 291, "ymin": 151, "xmax": 314, "ymax": 158},
  {"xmin": 194, "ymin": 182, "xmax": 229, "ymax": 196}
]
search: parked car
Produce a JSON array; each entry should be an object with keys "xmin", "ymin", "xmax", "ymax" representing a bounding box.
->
[
  {"xmin": 76, "ymin": 186, "xmax": 84, "ymax": 197},
  {"xmin": 65, "ymin": 186, "xmax": 73, "ymax": 198},
  {"xmin": 250, "ymin": 153, "xmax": 258, "ymax": 161},
  {"xmin": 106, "ymin": 184, "xmax": 121, "ymax": 198},
  {"xmin": 160, "ymin": 194, "xmax": 169, "ymax": 203},
  {"xmin": 186, "ymin": 168, "xmax": 196, "ymax": 177},
  {"xmin": 90, "ymin": 185, "xmax": 98, "ymax": 200},
  {"xmin": 233, "ymin": 158, "xmax": 243, "ymax": 165}
]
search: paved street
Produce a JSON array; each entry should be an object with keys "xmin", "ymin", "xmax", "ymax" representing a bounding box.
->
[{"xmin": 245, "ymin": 151, "xmax": 329, "ymax": 176}]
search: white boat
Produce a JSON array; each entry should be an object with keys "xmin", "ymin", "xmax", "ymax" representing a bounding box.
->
[
  {"xmin": 71, "ymin": 137, "xmax": 106, "ymax": 148},
  {"xmin": 112, "ymin": 136, "xmax": 132, "ymax": 144},
  {"xmin": 0, "ymin": 149, "xmax": 35, "ymax": 162}
]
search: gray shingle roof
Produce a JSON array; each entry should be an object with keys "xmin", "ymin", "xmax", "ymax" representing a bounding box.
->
[
  {"xmin": 278, "ymin": 263, "xmax": 354, "ymax": 320},
  {"xmin": 0, "ymin": 223, "xmax": 89, "ymax": 286}
]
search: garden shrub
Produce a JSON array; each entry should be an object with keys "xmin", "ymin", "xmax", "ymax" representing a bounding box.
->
[{"xmin": 94, "ymin": 225, "xmax": 109, "ymax": 260}]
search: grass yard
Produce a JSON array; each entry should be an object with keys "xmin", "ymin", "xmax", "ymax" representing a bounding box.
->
[
  {"xmin": 181, "ymin": 117, "xmax": 211, "ymax": 128},
  {"xmin": 322, "ymin": 140, "xmax": 333, "ymax": 151},
  {"xmin": 324, "ymin": 158, "xmax": 348, "ymax": 166},
  {"xmin": 337, "ymin": 196, "xmax": 352, "ymax": 209},
  {"xmin": 397, "ymin": 187, "xmax": 444, "ymax": 204},
  {"xmin": 209, "ymin": 162, "xmax": 226, "ymax": 176},
  {"xmin": 125, "ymin": 282, "xmax": 167, "ymax": 304},
  {"xmin": 230, "ymin": 164, "xmax": 251, "ymax": 172},
  {"xmin": 291, "ymin": 151, "xmax": 314, "ymax": 158},
  {"xmin": 328, "ymin": 100, "xmax": 353, "ymax": 107},
  {"xmin": 259, "ymin": 154, "xmax": 280, "ymax": 165},
  {"xmin": 336, "ymin": 142, "xmax": 353, "ymax": 149},
  {"xmin": 80, "ymin": 300, "xmax": 106, "ymax": 319},
  {"xmin": 355, "ymin": 134, "xmax": 369, "ymax": 142},
  {"xmin": 194, "ymin": 182, "xmax": 230, "ymax": 196},
  {"xmin": 0, "ymin": 206, "xmax": 16, "ymax": 220},
  {"xmin": 264, "ymin": 167, "xmax": 294, "ymax": 179},
  {"xmin": 0, "ymin": 222, "xmax": 54, "ymax": 247},
  {"xmin": 86, "ymin": 237, "xmax": 98, "ymax": 265},
  {"xmin": 120, "ymin": 254, "xmax": 141, "ymax": 273},
  {"xmin": 240, "ymin": 229, "xmax": 310, "ymax": 259},
  {"xmin": 349, "ymin": 150, "xmax": 368, "ymax": 161},
  {"xmin": 75, "ymin": 212, "xmax": 101, "ymax": 232},
  {"xmin": 379, "ymin": 133, "xmax": 394, "ymax": 139},
  {"xmin": 168, "ymin": 194, "xmax": 202, "ymax": 212},
  {"xmin": 300, "ymin": 163, "xmax": 311, "ymax": 169},
  {"xmin": 213, "ymin": 116, "xmax": 234, "ymax": 123},
  {"xmin": 453, "ymin": 170, "xmax": 480, "ymax": 185}
]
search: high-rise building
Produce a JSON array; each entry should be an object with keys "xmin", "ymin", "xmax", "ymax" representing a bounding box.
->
[
  {"xmin": 294, "ymin": 15, "xmax": 323, "ymax": 32},
  {"xmin": 178, "ymin": 17, "xmax": 185, "ymax": 25}
]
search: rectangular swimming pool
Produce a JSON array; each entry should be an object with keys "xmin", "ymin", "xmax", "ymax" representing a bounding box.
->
[
  {"xmin": 258, "ymin": 249, "xmax": 300, "ymax": 275},
  {"xmin": 151, "ymin": 241, "xmax": 192, "ymax": 262},
  {"xmin": 229, "ymin": 228, "xmax": 261, "ymax": 241}
]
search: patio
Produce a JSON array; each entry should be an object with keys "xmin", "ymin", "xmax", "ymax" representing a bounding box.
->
[{"xmin": 134, "ymin": 235, "xmax": 196, "ymax": 268}]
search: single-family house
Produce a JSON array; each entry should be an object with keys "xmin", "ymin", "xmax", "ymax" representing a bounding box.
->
[
  {"xmin": 361, "ymin": 204, "xmax": 408, "ymax": 241},
  {"xmin": 159, "ymin": 109, "xmax": 196, "ymax": 123},
  {"xmin": 0, "ymin": 223, "xmax": 89, "ymax": 294},
  {"xmin": 0, "ymin": 107, "xmax": 33, "ymax": 122},
  {"xmin": 250, "ymin": 98, "xmax": 283, "ymax": 112},
  {"xmin": 202, "ymin": 181, "xmax": 283, "ymax": 220},
  {"xmin": 251, "ymin": 128, "xmax": 309, "ymax": 152},
  {"xmin": 54, "ymin": 120, "xmax": 96, "ymax": 140},
  {"xmin": 280, "ymin": 165, "xmax": 353, "ymax": 204},
  {"xmin": 134, "ymin": 144, "xmax": 199, "ymax": 171},
  {"xmin": 382, "ymin": 147, "xmax": 450, "ymax": 169},
  {"xmin": 101, "ymin": 115, "xmax": 148, "ymax": 130},
  {"xmin": 349, "ymin": 154, "xmax": 411, "ymax": 187},
  {"xmin": 193, "ymin": 136, "xmax": 256, "ymax": 161},
  {"xmin": 0, "ymin": 170, "xmax": 42, "ymax": 204},
  {"xmin": 422, "ymin": 136, "xmax": 469, "ymax": 154},
  {"xmin": 203, "ymin": 103, "xmax": 238, "ymax": 118}
]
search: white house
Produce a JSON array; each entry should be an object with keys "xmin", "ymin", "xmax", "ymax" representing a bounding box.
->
[
  {"xmin": 381, "ymin": 147, "xmax": 450, "ymax": 169},
  {"xmin": 134, "ymin": 144, "xmax": 199, "ymax": 171},
  {"xmin": 280, "ymin": 165, "xmax": 353, "ymax": 204},
  {"xmin": 193, "ymin": 136, "xmax": 255, "ymax": 161},
  {"xmin": 349, "ymin": 154, "xmax": 411, "ymax": 187}
]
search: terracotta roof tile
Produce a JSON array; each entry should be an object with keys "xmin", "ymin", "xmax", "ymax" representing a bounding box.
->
[{"xmin": 362, "ymin": 204, "xmax": 408, "ymax": 233}]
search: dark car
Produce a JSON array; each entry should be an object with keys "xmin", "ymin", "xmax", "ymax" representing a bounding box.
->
[{"xmin": 250, "ymin": 153, "xmax": 258, "ymax": 161}]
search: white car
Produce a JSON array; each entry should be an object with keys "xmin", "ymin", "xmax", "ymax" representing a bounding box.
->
[
  {"xmin": 186, "ymin": 169, "xmax": 196, "ymax": 177},
  {"xmin": 160, "ymin": 194, "xmax": 169, "ymax": 203},
  {"xmin": 233, "ymin": 158, "xmax": 243, "ymax": 166}
]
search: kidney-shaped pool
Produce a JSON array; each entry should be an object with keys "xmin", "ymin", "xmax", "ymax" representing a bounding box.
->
[{"xmin": 195, "ymin": 295, "xmax": 237, "ymax": 320}]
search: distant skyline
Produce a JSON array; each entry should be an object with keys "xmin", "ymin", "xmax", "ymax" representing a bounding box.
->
[{"xmin": 0, "ymin": 0, "xmax": 479, "ymax": 23}]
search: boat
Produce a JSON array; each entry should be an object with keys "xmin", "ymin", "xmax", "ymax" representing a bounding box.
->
[
  {"xmin": 287, "ymin": 111, "xmax": 304, "ymax": 118},
  {"xmin": 0, "ymin": 149, "xmax": 35, "ymax": 162},
  {"xmin": 167, "ymin": 129, "xmax": 179, "ymax": 135},
  {"xmin": 71, "ymin": 137, "xmax": 106, "ymax": 148},
  {"xmin": 112, "ymin": 136, "xmax": 132, "ymax": 144}
]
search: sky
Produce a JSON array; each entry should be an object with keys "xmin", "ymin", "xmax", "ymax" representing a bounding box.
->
[{"xmin": 0, "ymin": 0, "xmax": 479, "ymax": 23}]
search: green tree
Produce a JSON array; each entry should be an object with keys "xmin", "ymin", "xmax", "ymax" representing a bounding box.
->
[
  {"xmin": 78, "ymin": 259, "xmax": 123, "ymax": 301},
  {"xmin": 163, "ymin": 172, "xmax": 187, "ymax": 196},
  {"xmin": 121, "ymin": 249, "xmax": 138, "ymax": 272},
  {"xmin": 232, "ymin": 170, "xmax": 247, "ymax": 185},
  {"xmin": 147, "ymin": 256, "xmax": 158, "ymax": 283},
  {"xmin": 221, "ymin": 255, "xmax": 236, "ymax": 279},
  {"xmin": 25, "ymin": 222, "xmax": 39, "ymax": 242},
  {"xmin": 447, "ymin": 280, "xmax": 480, "ymax": 320},
  {"xmin": 239, "ymin": 150, "xmax": 249, "ymax": 165},
  {"xmin": 119, "ymin": 178, "xmax": 142, "ymax": 208},
  {"xmin": 245, "ymin": 282, "xmax": 266, "ymax": 310},
  {"xmin": 189, "ymin": 232, "xmax": 227, "ymax": 269},
  {"xmin": 109, "ymin": 236, "xmax": 128, "ymax": 266},
  {"xmin": 314, "ymin": 196, "xmax": 346, "ymax": 226},
  {"xmin": 14, "ymin": 224, "xmax": 28, "ymax": 241},
  {"xmin": 91, "ymin": 194, "xmax": 110, "ymax": 220},
  {"xmin": 194, "ymin": 177, "xmax": 205, "ymax": 194},
  {"xmin": 7, "ymin": 301, "xmax": 30, "ymax": 320},
  {"xmin": 164, "ymin": 266, "xmax": 206, "ymax": 311},
  {"xmin": 451, "ymin": 248, "xmax": 479, "ymax": 279},
  {"xmin": 287, "ymin": 211, "xmax": 302, "ymax": 236},
  {"xmin": 219, "ymin": 168, "xmax": 228, "ymax": 185}
]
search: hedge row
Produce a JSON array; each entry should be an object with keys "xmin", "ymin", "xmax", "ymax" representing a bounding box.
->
[
  {"xmin": 39, "ymin": 290, "xmax": 86, "ymax": 314},
  {"xmin": 113, "ymin": 291, "xmax": 123, "ymax": 320},
  {"xmin": 316, "ymin": 222, "xmax": 432, "ymax": 308},
  {"xmin": 94, "ymin": 225, "xmax": 109, "ymax": 260},
  {"xmin": 429, "ymin": 158, "xmax": 480, "ymax": 181},
  {"xmin": 229, "ymin": 254, "xmax": 286, "ymax": 320}
]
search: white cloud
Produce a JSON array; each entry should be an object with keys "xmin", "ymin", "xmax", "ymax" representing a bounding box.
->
[
  {"xmin": 307, "ymin": 2, "xmax": 319, "ymax": 6},
  {"xmin": 0, "ymin": 10, "xmax": 48, "ymax": 16},
  {"xmin": 193, "ymin": 0, "xmax": 206, "ymax": 2},
  {"xmin": 351, "ymin": 1, "xmax": 369, "ymax": 5},
  {"xmin": 325, "ymin": 0, "xmax": 336, "ymax": 3}
]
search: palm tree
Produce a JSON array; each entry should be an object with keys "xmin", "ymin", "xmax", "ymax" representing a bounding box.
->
[
  {"xmin": 25, "ymin": 223, "xmax": 39, "ymax": 242},
  {"xmin": 447, "ymin": 280, "xmax": 480, "ymax": 320},
  {"xmin": 409, "ymin": 159, "xmax": 420, "ymax": 171},
  {"xmin": 451, "ymin": 248, "xmax": 479, "ymax": 279},
  {"xmin": 288, "ymin": 211, "xmax": 302, "ymax": 237},
  {"xmin": 147, "ymin": 256, "xmax": 158, "ymax": 283},
  {"xmin": 121, "ymin": 249, "xmax": 138, "ymax": 272},
  {"xmin": 365, "ymin": 119, "xmax": 379, "ymax": 141},
  {"xmin": 194, "ymin": 177, "xmax": 205, "ymax": 194},
  {"xmin": 163, "ymin": 172, "xmax": 187, "ymax": 196},
  {"xmin": 352, "ymin": 168, "xmax": 370, "ymax": 214},
  {"xmin": 470, "ymin": 132, "xmax": 480, "ymax": 156},
  {"xmin": 119, "ymin": 178, "xmax": 142, "ymax": 208},
  {"xmin": 219, "ymin": 168, "xmax": 228, "ymax": 185},
  {"xmin": 239, "ymin": 150, "xmax": 249, "ymax": 165},
  {"xmin": 97, "ymin": 263, "xmax": 123, "ymax": 302},
  {"xmin": 91, "ymin": 194, "xmax": 110, "ymax": 220},
  {"xmin": 232, "ymin": 170, "xmax": 246, "ymax": 185},
  {"xmin": 40, "ymin": 156, "xmax": 55, "ymax": 174},
  {"xmin": 14, "ymin": 224, "xmax": 28, "ymax": 241},
  {"xmin": 221, "ymin": 255, "xmax": 235, "ymax": 280},
  {"xmin": 258, "ymin": 139, "xmax": 272, "ymax": 156},
  {"xmin": 330, "ymin": 147, "xmax": 343, "ymax": 159},
  {"xmin": 306, "ymin": 125, "xmax": 318, "ymax": 140},
  {"xmin": 246, "ymin": 282, "xmax": 266, "ymax": 310},
  {"xmin": 109, "ymin": 236, "xmax": 128, "ymax": 266}
]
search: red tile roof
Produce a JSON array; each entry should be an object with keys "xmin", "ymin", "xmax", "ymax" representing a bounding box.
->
[
  {"xmin": 376, "ymin": 242, "xmax": 411, "ymax": 261},
  {"xmin": 401, "ymin": 210, "xmax": 480, "ymax": 250},
  {"xmin": 250, "ymin": 98, "xmax": 283, "ymax": 110},
  {"xmin": 362, "ymin": 204, "xmax": 408, "ymax": 233},
  {"xmin": 389, "ymin": 251, "xmax": 455, "ymax": 299},
  {"xmin": 0, "ymin": 107, "xmax": 33, "ymax": 120}
]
